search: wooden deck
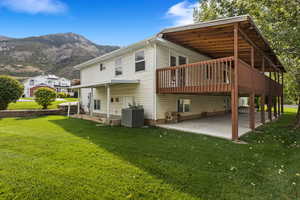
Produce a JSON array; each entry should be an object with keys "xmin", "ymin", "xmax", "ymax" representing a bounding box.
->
[{"xmin": 156, "ymin": 57, "xmax": 283, "ymax": 97}]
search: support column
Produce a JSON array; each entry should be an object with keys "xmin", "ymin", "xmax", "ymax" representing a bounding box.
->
[
  {"xmin": 260, "ymin": 95, "xmax": 265, "ymax": 124},
  {"xmin": 106, "ymin": 84, "xmax": 111, "ymax": 123},
  {"xmin": 231, "ymin": 23, "xmax": 239, "ymax": 140},
  {"xmin": 249, "ymin": 93, "xmax": 255, "ymax": 130},
  {"xmin": 268, "ymin": 96, "xmax": 272, "ymax": 121},
  {"xmin": 281, "ymin": 72, "xmax": 284, "ymax": 113},
  {"xmin": 249, "ymin": 46, "xmax": 255, "ymax": 130},
  {"xmin": 278, "ymin": 96, "xmax": 281, "ymax": 116},
  {"xmin": 77, "ymin": 88, "xmax": 80, "ymax": 115},
  {"xmin": 274, "ymin": 96, "xmax": 278, "ymax": 118},
  {"xmin": 90, "ymin": 88, "xmax": 94, "ymax": 116}
]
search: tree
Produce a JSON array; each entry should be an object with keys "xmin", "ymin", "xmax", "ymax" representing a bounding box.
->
[
  {"xmin": 34, "ymin": 88, "xmax": 56, "ymax": 109},
  {"xmin": 0, "ymin": 76, "xmax": 24, "ymax": 110},
  {"xmin": 194, "ymin": 0, "xmax": 300, "ymax": 127}
]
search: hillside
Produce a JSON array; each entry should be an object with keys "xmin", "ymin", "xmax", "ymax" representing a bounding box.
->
[{"xmin": 0, "ymin": 33, "xmax": 119, "ymax": 79}]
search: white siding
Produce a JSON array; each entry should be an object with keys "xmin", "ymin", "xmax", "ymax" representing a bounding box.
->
[{"xmin": 80, "ymin": 44, "xmax": 155, "ymax": 119}]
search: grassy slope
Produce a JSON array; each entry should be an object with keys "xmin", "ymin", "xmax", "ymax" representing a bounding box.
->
[
  {"xmin": 7, "ymin": 98, "xmax": 78, "ymax": 110},
  {"xmin": 0, "ymin": 108, "xmax": 299, "ymax": 200}
]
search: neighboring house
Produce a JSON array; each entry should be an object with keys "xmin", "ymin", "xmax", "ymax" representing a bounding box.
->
[
  {"xmin": 72, "ymin": 16, "xmax": 285, "ymax": 140},
  {"xmin": 23, "ymin": 74, "xmax": 71, "ymax": 97}
]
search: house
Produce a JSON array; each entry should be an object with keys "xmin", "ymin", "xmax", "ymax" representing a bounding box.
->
[
  {"xmin": 23, "ymin": 74, "xmax": 71, "ymax": 97},
  {"xmin": 72, "ymin": 16, "xmax": 285, "ymax": 140}
]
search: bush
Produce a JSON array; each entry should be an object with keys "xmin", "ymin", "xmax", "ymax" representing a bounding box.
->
[
  {"xmin": 57, "ymin": 92, "xmax": 70, "ymax": 98},
  {"xmin": 34, "ymin": 88, "xmax": 56, "ymax": 109},
  {"xmin": 0, "ymin": 76, "xmax": 24, "ymax": 110}
]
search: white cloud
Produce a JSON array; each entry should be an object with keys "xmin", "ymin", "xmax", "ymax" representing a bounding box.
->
[
  {"xmin": 167, "ymin": 1, "xmax": 199, "ymax": 26},
  {"xmin": 0, "ymin": 0, "xmax": 67, "ymax": 14}
]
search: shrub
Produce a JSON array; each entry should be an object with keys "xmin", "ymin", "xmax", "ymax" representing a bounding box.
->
[
  {"xmin": 0, "ymin": 76, "xmax": 24, "ymax": 110},
  {"xmin": 57, "ymin": 92, "xmax": 70, "ymax": 98},
  {"xmin": 34, "ymin": 88, "xmax": 56, "ymax": 109}
]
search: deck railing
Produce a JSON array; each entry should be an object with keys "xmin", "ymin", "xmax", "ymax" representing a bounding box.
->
[
  {"xmin": 156, "ymin": 56, "xmax": 234, "ymax": 94},
  {"xmin": 238, "ymin": 59, "xmax": 283, "ymax": 96}
]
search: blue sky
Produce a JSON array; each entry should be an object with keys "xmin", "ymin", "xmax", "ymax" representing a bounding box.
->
[{"xmin": 0, "ymin": 0, "xmax": 199, "ymax": 46}]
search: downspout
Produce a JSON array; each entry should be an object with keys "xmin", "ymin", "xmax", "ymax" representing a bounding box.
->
[{"xmin": 153, "ymin": 42, "xmax": 157, "ymax": 121}]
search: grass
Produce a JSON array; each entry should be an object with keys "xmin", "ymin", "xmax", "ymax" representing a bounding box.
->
[
  {"xmin": 0, "ymin": 108, "xmax": 299, "ymax": 200},
  {"xmin": 7, "ymin": 98, "xmax": 78, "ymax": 110}
]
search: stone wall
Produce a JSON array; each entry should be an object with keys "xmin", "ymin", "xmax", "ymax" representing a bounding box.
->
[{"xmin": 0, "ymin": 109, "xmax": 68, "ymax": 118}]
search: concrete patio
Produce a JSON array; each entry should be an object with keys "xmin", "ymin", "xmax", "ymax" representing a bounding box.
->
[{"xmin": 157, "ymin": 112, "xmax": 274, "ymax": 139}]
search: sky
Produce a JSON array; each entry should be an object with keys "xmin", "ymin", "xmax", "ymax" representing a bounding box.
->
[{"xmin": 0, "ymin": 0, "xmax": 199, "ymax": 46}]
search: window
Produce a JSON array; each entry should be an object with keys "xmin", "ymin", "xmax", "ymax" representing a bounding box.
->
[
  {"xmin": 179, "ymin": 56, "xmax": 187, "ymax": 65},
  {"xmin": 135, "ymin": 50, "xmax": 145, "ymax": 72},
  {"xmin": 29, "ymin": 80, "xmax": 34, "ymax": 86},
  {"xmin": 100, "ymin": 63, "xmax": 105, "ymax": 71},
  {"xmin": 94, "ymin": 100, "xmax": 101, "ymax": 110},
  {"xmin": 177, "ymin": 99, "xmax": 191, "ymax": 113},
  {"xmin": 170, "ymin": 56, "xmax": 177, "ymax": 66},
  {"xmin": 115, "ymin": 58, "xmax": 122, "ymax": 76}
]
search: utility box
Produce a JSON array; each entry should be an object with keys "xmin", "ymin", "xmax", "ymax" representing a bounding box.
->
[{"xmin": 121, "ymin": 108, "xmax": 144, "ymax": 128}]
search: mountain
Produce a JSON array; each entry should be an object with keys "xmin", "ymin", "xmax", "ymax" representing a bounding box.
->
[{"xmin": 0, "ymin": 33, "xmax": 119, "ymax": 79}]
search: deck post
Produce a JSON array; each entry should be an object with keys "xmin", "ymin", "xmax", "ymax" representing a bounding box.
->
[
  {"xmin": 249, "ymin": 46, "xmax": 255, "ymax": 130},
  {"xmin": 274, "ymin": 96, "xmax": 278, "ymax": 118},
  {"xmin": 268, "ymin": 96, "xmax": 272, "ymax": 121},
  {"xmin": 231, "ymin": 23, "xmax": 239, "ymax": 140},
  {"xmin": 260, "ymin": 95, "xmax": 265, "ymax": 124},
  {"xmin": 260, "ymin": 57, "xmax": 265, "ymax": 124},
  {"xmin": 281, "ymin": 72, "xmax": 284, "ymax": 113},
  {"xmin": 249, "ymin": 93, "xmax": 255, "ymax": 130},
  {"xmin": 106, "ymin": 84, "xmax": 111, "ymax": 124}
]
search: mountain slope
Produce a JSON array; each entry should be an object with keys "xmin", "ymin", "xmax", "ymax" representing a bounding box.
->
[{"xmin": 0, "ymin": 33, "xmax": 119, "ymax": 79}]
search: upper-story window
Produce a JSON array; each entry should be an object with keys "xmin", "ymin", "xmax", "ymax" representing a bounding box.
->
[
  {"xmin": 29, "ymin": 80, "xmax": 34, "ymax": 86},
  {"xmin": 135, "ymin": 50, "xmax": 145, "ymax": 72},
  {"xmin": 100, "ymin": 63, "xmax": 105, "ymax": 71},
  {"xmin": 115, "ymin": 57, "xmax": 122, "ymax": 76},
  {"xmin": 179, "ymin": 56, "xmax": 187, "ymax": 65}
]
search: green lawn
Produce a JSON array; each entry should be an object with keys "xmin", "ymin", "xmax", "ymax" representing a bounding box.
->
[
  {"xmin": 7, "ymin": 98, "xmax": 78, "ymax": 110},
  {"xmin": 0, "ymin": 109, "xmax": 299, "ymax": 200}
]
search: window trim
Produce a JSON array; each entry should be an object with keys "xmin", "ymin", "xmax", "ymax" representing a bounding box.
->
[{"xmin": 135, "ymin": 50, "xmax": 145, "ymax": 72}]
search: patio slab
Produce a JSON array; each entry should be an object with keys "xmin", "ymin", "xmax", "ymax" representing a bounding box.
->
[{"xmin": 157, "ymin": 112, "xmax": 275, "ymax": 139}]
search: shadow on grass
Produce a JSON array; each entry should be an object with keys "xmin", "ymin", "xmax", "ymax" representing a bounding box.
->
[{"xmin": 49, "ymin": 116, "xmax": 294, "ymax": 200}]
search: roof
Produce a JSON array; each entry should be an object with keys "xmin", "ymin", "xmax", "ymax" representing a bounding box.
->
[
  {"xmin": 159, "ymin": 15, "xmax": 285, "ymax": 72},
  {"xmin": 74, "ymin": 15, "xmax": 285, "ymax": 72},
  {"xmin": 71, "ymin": 79, "xmax": 140, "ymax": 89}
]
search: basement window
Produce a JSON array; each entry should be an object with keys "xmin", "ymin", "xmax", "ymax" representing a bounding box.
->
[{"xmin": 177, "ymin": 99, "xmax": 191, "ymax": 113}]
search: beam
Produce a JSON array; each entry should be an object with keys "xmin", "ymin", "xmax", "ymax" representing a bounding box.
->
[
  {"xmin": 238, "ymin": 28, "xmax": 279, "ymax": 72},
  {"xmin": 231, "ymin": 23, "xmax": 239, "ymax": 140}
]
